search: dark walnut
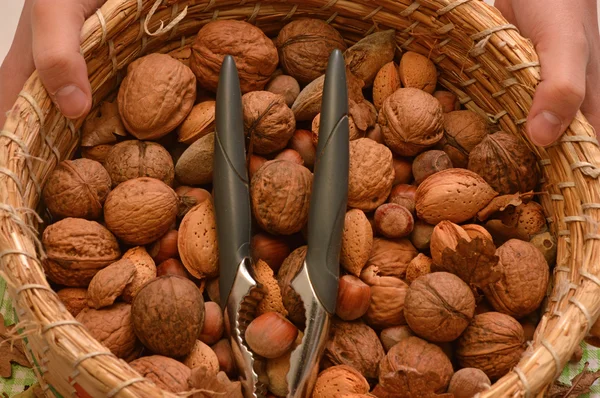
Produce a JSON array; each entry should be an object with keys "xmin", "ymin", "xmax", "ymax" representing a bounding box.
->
[
  {"xmin": 379, "ymin": 88, "xmax": 444, "ymax": 157},
  {"xmin": 251, "ymin": 160, "xmax": 312, "ymax": 235},
  {"xmin": 42, "ymin": 218, "xmax": 121, "ymax": 287},
  {"xmin": 348, "ymin": 138, "xmax": 395, "ymax": 211},
  {"xmin": 380, "ymin": 335, "xmax": 454, "ymax": 393},
  {"xmin": 191, "ymin": 20, "xmax": 278, "ymax": 93},
  {"xmin": 242, "ymin": 91, "xmax": 296, "ymax": 155},
  {"xmin": 404, "ymin": 272, "xmax": 476, "ymax": 342},
  {"xmin": 438, "ymin": 110, "xmax": 489, "ymax": 168},
  {"xmin": 131, "ymin": 275, "xmax": 205, "ymax": 358},
  {"xmin": 103, "ymin": 140, "xmax": 174, "ymax": 188},
  {"xmin": 42, "ymin": 158, "xmax": 111, "ymax": 221},
  {"xmin": 468, "ymin": 131, "xmax": 541, "ymax": 195},
  {"xmin": 118, "ymin": 53, "xmax": 196, "ymax": 140},
  {"xmin": 483, "ymin": 239, "xmax": 549, "ymax": 318},
  {"xmin": 129, "ymin": 355, "xmax": 191, "ymax": 393},
  {"xmin": 456, "ymin": 312, "xmax": 526, "ymax": 380},
  {"xmin": 275, "ymin": 18, "xmax": 347, "ymax": 84}
]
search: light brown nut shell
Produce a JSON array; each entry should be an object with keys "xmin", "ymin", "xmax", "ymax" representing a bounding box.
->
[
  {"xmin": 103, "ymin": 140, "xmax": 174, "ymax": 188},
  {"xmin": 42, "ymin": 158, "xmax": 111, "ymax": 221},
  {"xmin": 405, "ymin": 253, "xmax": 432, "ymax": 285},
  {"xmin": 120, "ymin": 246, "xmax": 157, "ymax": 303},
  {"xmin": 129, "ymin": 355, "xmax": 191, "ymax": 393},
  {"xmin": 344, "ymin": 30, "xmax": 396, "ymax": 87},
  {"xmin": 177, "ymin": 100, "xmax": 215, "ymax": 145},
  {"xmin": 379, "ymin": 87, "xmax": 444, "ymax": 156},
  {"xmin": 360, "ymin": 266, "xmax": 409, "ymax": 329},
  {"xmin": 118, "ymin": 53, "xmax": 196, "ymax": 140},
  {"xmin": 251, "ymin": 160, "xmax": 313, "ymax": 235},
  {"xmin": 340, "ymin": 209, "xmax": 374, "ymax": 276},
  {"xmin": 191, "ymin": 20, "xmax": 278, "ymax": 93},
  {"xmin": 275, "ymin": 18, "xmax": 347, "ymax": 84},
  {"xmin": 104, "ymin": 177, "xmax": 179, "ymax": 245},
  {"xmin": 42, "ymin": 218, "xmax": 121, "ymax": 287},
  {"xmin": 312, "ymin": 365, "xmax": 370, "ymax": 398},
  {"xmin": 277, "ymin": 246, "xmax": 307, "ymax": 327},
  {"xmin": 398, "ymin": 51, "xmax": 438, "ymax": 94},
  {"xmin": 57, "ymin": 288, "xmax": 88, "ymax": 317},
  {"xmin": 178, "ymin": 199, "xmax": 219, "ymax": 279},
  {"xmin": 87, "ymin": 258, "xmax": 136, "ymax": 309},
  {"xmin": 439, "ymin": 110, "xmax": 489, "ymax": 169},
  {"xmin": 175, "ymin": 132, "xmax": 215, "ymax": 185},
  {"xmin": 373, "ymin": 61, "xmax": 400, "ymax": 111},
  {"xmin": 415, "ymin": 168, "xmax": 498, "ymax": 224},
  {"xmin": 76, "ymin": 303, "xmax": 137, "ymax": 359},
  {"xmin": 266, "ymin": 75, "xmax": 300, "ymax": 107},
  {"xmin": 367, "ymin": 238, "xmax": 418, "ymax": 279},
  {"xmin": 254, "ymin": 259, "xmax": 288, "ymax": 317},
  {"xmin": 183, "ymin": 340, "xmax": 220, "ymax": 374},
  {"xmin": 348, "ymin": 138, "xmax": 395, "ymax": 211}
]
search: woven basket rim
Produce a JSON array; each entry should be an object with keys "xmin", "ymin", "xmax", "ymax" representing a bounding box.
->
[{"xmin": 2, "ymin": 0, "xmax": 600, "ymax": 397}]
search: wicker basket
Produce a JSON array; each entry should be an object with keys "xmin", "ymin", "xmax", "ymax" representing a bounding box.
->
[{"xmin": 1, "ymin": 0, "xmax": 600, "ymax": 396}]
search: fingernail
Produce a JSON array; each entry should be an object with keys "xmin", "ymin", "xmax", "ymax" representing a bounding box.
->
[
  {"xmin": 528, "ymin": 111, "xmax": 563, "ymax": 147},
  {"xmin": 54, "ymin": 85, "xmax": 89, "ymax": 119}
]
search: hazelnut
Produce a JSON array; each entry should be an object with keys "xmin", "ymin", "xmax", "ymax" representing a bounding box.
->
[
  {"xmin": 335, "ymin": 275, "xmax": 371, "ymax": 321},
  {"xmin": 148, "ymin": 229, "xmax": 179, "ymax": 264},
  {"xmin": 156, "ymin": 258, "xmax": 189, "ymax": 279},
  {"xmin": 456, "ymin": 312, "xmax": 526, "ymax": 380},
  {"xmin": 199, "ymin": 302, "xmax": 224, "ymax": 345},
  {"xmin": 392, "ymin": 157, "xmax": 413, "ymax": 185},
  {"xmin": 387, "ymin": 184, "xmax": 416, "ymax": 214},
  {"xmin": 405, "ymin": 253, "xmax": 432, "ymax": 284},
  {"xmin": 373, "ymin": 203, "xmax": 414, "ymax": 238},
  {"xmin": 398, "ymin": 51, "xmax": 437, "ymax": 93},
  {"xmin": 312, "ymin": 365, "xmax": 370, "ymax": 398},
  {"xmin": 245, "ymin": 312, "xmax": 299, "ymax": 358},
  {"xmin": 412, "ymin": 150, "xmax": 453, "ymax": 185},
  {"xmin": 212, "ymin": 339, "xmax": 237, "ymax": 378},
  {"xmin": 438, "ymin": 110, "xmax": 488, "ymax": 168},
  {"xmin": 404, "ymin": 272, "xmax": 476, "ymax": 342},
  {"xmin": 251, "ymin": 233, "xmax": 291, "ymax": 273},
  {"xmin": 249, "ymin": 155, "xmax": 268, "ymax": 180},
  {"xmin": 379, "ymin": 325, "xmax": 414, "ymax": 352},
  {"xmin": 266, "ymin": 75, "xmax": 300, "ymax": 107},
  {"xmin": 409, "ymin": 220, "xmax": 435, "ymax": 251},
  {"xmin": 275, "ymin": 149, "xmax": 304, "ymax": 165},
  {"xmin": 288, "ymin": 129, "xmax": 316, "ymax": 170},
  {"xmin": 434, "ymin": 91, "xmax": 460, "ymax": 113},
  {"xmin": 430, "ymin": 221, "xmax": 471, "ymax": 266},
  {"xmin": 447, "ymin": 368, "xmax": 491, "ymax": 398}
]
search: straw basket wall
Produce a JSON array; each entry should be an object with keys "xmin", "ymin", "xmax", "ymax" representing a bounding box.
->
[{"xmin": 1, "ymin": 0, "xmax": 600, "ymax": 396}]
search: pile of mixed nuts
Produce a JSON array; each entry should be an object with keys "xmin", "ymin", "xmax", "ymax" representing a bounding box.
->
[{"xmin": 41, "ymin": 17, "xmax": 562, "ymax": 397}]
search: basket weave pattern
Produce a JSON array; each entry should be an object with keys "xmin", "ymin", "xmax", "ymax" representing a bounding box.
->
[{"xmin": 1, "ymin": 0, "xmax": 600, "ymax": 396}]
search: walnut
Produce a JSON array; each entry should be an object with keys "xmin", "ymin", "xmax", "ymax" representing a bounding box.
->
[
  {"xmin": 380, "ymin": 335, "xmax": 453, "ymax": 393},
  {"xmin": 251, "ymin": 160, "xmax": 312, "ymax": 235},
  {"xmin": 340, "ymin": 209, "xmax": 374, "ymax": 277},
  {"xmin": 104, "ymin": 177, "xmax": 179, "ymax": 245},
  {"xmin": 312, "ymin": 365, "xmax": 370, "ymax": 398},
  {"xmin": 76, "ymin": 303, "xmax": 137, "ymax": 359},
  {"xmin": 379, "ymin": 88, "xmax": 444, "ymax": 156},
  {"xmin": 243, "ymin": 91, "xmax": 296, "ymax": 155},
  {"xmin": 275, "ymin": 18, "xmax": 347, "ymax": 84},
  {"xmin": 404, "ymin": 272, "xmax": 476, "ymax": 342},
  {"xmin": 175, "ymin": 132, "xmax": 214, "ymax": 185},
  {"xmin": 177, "ymin": 100, "xmax": 215, "ymax": 145},
  {"xmin": 277, "ymin": 246, "xmax": 307, "ymax": 327},
  {"xmin": 348, "ymin": 138, "xmax": 395, "ymax": 211},
  {"xmin": 178, "ymin": 199, "xmax": 219, "ymax": 279},
  {"xmin": 398, "ymin": 51, "xmax": 438, "ymax": 94},
  {"xmin": 483, "ymin": 239, "xmax": 549, "ymax": 318},
  {"xmin": 57, "ymin": 288, "xmax": 88, "ymax": 317},
  {"xmin": 360, "ymin": 265, "xmax": 409, "ymax": 329},
  {"xmin": 118, "ymin": 53, "xmax": 196, "ymax": 140},
  {"xmin": 191, "ymin": 20, "xmax": 278, "ymax": 93},
  {"xmin": 104, "ymin": 140, "xmax": 174, "ymax": 188},
  {"xmin": 438, "ymin": 110, "xmax": 489, "ymax": 168},
  {"xmin": 415, "ymin": 168, "xmax": 498, "ymax": 225},
  {"xmin": 468, "ymin": 131, "xmax": 541, "ymax": 195},
  {"xmin": 42, "ymin": 159, "xmax": 111, "ymax": 220},
  {"xmin": 367, "ymin": 238, "xmax": 418, "ymax": 279},
  {"xmin": 129, "ymin": 355, "xmax": 191, "ymax": 393},
  {"xmin": 344, "ymin": 30, "xmax": 396, "ymax": 87},
  {"xmin": 324, "ymin": 320, "xmax": 385, "ymax": 380},
  {"xmin": 42, "ymin": 218, "xmax": 121, "ymax": 287},
  {"xmin": 87, "ymin": 258, "xmax": 136, "ymax": 309},
  {"xmin": 456, "ymin": 312, "xmax": 525, "ymax": 380},
  {"xmin": 120, "ymin": 246, "xmax": 157, "ymax": 303},
  {"xmin": 131, "ymin": 275, "xmax": 205, "ymax": 358}
]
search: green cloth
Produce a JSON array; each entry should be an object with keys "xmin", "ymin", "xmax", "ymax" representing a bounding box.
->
[{"xmin": 0, "ymin": 276, "xmax": 599, "ymax": 397}]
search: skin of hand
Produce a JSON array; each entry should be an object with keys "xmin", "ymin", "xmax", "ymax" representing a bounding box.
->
[
  {"xmin": 495, "ymin": 0, "xmax": 600, "ymax": 146},
  {"xmin": 0, "ymin": 0, "xmax": 598, "ymax": 148},
  {"xmin": 0, "ymin": 0, "xmax": 105, "ymax": 128}
]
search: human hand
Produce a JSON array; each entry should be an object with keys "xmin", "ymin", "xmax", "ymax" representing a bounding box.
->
[
  {"xmin": 495, "ymin": 0, "xmax": 600, "ymax": 146},
  {"xmin": 0, "ymin": 0, "xmax": 105, "ymax": 128}
]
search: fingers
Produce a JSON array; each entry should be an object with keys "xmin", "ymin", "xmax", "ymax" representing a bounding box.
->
[{"xmin": 30, "ymin": 0, "xmax": 103, "ymax": 119}]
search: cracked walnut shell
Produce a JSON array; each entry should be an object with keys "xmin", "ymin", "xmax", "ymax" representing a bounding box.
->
[
  {"xmin": 118, "ymin": 53, "xmax": 196, "ymax": 140},
  {"xmin": 129, "ymin": 355, "xmax": 191, "ymax": 393}
]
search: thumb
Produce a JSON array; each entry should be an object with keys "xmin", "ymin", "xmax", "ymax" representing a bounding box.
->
[
  {"xmin": 31, "ymin": 0, "xmax": 100, "ymax": 119},
  {"xmin": 526, "ymin": 25, "xmax": 589, "ymax": 146}
]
